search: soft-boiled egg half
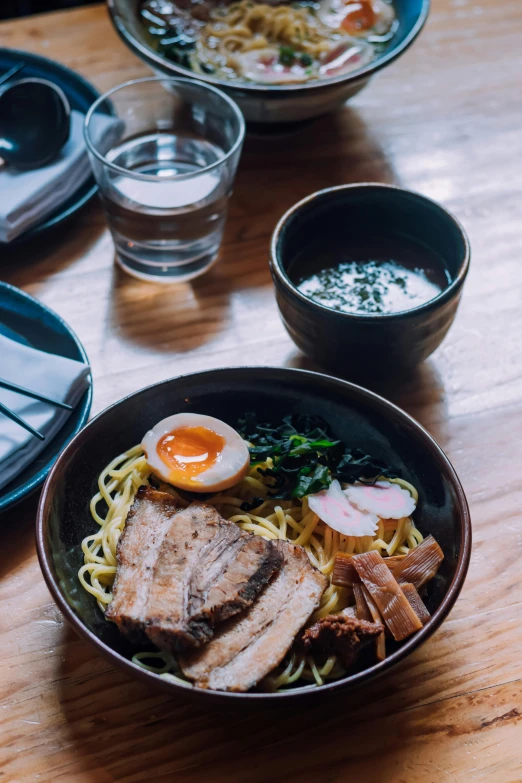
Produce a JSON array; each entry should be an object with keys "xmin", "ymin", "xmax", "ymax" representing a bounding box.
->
[{"xmin": 142, "ymin": 413, "xmax": 250, "ymax": 493}]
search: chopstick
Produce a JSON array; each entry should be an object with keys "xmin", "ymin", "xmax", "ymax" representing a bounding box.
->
[
  {"xmin": 0, "ymin": 62, "xmax": 25, "ymax": 87},
  {"xmin": 0, "ymin": 401, "xmax": 45, "ymax": 441},
  {"xmin": 0, "ymin": 378, "xmax": 73, "ymax": 410}
]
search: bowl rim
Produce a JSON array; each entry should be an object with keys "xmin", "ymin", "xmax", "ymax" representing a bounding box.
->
[
  {"xmin": 107, "ymin": 0, "xmax": 431, "ymax": 95},
  {"xmin": 36, "ymin": 365, "xmax": 471, "ymax": 702},
  {"xmin": 84, "ymin": 75, "xmax": 246, "ymax": 182},
  {"xmin": 270, "ymin": 182, "xmax": 471, "ymax": 321}
]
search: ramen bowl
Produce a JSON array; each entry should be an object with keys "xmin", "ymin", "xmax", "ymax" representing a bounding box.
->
[
  {"xmin": 107, "ymin": 0, "xmax": 430, "ymax": 125},
  {"xmin": 37, "ymin": 366, "xmax": 470, "ymax": 704},
  {"xmin": 270, "ymin": 183, "xmax": 470, "ymax": 378}
]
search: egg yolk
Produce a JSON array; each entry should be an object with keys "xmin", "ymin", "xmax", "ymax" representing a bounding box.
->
[
  {"xmin": 341, "ymin": 1, "xmax": 376, "ymax": 34},
  {"xmin": 156, "ymin": 425, "xmax": 225, "ymax": 482}
]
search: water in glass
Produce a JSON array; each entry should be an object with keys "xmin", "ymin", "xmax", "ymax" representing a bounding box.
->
[{"xmin": 101, "ymin": 130, "xmax": 229, "ymax": 281}]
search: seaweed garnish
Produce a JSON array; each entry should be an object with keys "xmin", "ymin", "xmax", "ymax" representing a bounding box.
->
[{"xmin": 238, "ymin": 413, "xmax": 397, "ymax": 500}]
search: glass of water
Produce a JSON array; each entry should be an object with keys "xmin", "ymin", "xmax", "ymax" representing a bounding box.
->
[{"xmin": 84, "ymin": 77, "xmax": 245, "ymax": 282}]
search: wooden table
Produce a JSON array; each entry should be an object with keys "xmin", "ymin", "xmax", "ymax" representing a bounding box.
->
[{"xmin": 1, "ymin": 1, "xmax": 521, "ymax": 780}]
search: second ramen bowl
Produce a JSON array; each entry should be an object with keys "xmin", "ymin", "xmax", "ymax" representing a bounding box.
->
[
  {"xmin": 37, "ymin": 366, "xmax": 470, "ymax": 704},
  {"xmin": 108, "ymin": 0, "xmax": 430, "ymax": 125}
]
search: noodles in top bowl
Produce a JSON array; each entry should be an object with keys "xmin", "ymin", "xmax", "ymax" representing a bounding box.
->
[{"xmin": 139, "ymin": 0, "xmax": 398, "ymax": 85}]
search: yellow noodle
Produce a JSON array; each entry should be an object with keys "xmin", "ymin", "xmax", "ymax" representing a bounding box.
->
[
  {"xmin": 79, "ymin": 447, "xmax": 422, "ymax": 690},
  {"xmin": 193, "ymin": 0, "xmax": 344, "ymax": 78}
]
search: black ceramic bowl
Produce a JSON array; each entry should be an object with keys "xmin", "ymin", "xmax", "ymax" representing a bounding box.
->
[
  {"xmin": 270, "ymin": 184, "xmax": 470, "ymax": 378},
  {"xmin": 107, "ymin": 0, "xmax": 430, "ymax": 125},
  {"xmin": 37, "ymin": 367, "xmax": 470, "ymax": 704}
]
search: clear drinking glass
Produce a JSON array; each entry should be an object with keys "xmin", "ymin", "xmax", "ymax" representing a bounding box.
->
[{"xmin": 84, "ymin": 77, "xmax": 245, "ymax": 282}]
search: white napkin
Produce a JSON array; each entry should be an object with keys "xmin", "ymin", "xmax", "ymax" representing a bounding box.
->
[
  {"xmin": 0, "ymin": 332, "xmax": 91, "ymax": 491},
  {"xmin": 0, "ymin": 110, "xmax": 122, "ymax": 242}
]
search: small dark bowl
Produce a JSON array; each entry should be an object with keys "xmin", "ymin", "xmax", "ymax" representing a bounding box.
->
[
  {"xmin": 270, "ymin": 184, "xmax": 470, "ymax": 378},
  {"xmin": 36, "ymin": 367, "xmax": 470, "ymax": 704}
]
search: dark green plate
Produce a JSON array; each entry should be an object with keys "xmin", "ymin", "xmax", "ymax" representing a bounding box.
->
[{"xmin": 0, "ymin": 282, "xmax": 92, "ymax": 512}]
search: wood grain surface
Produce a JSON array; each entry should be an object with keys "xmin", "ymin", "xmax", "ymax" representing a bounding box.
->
[{"xmin": 1, "ymin": 1, "xmax": 521, "ymax": 781}]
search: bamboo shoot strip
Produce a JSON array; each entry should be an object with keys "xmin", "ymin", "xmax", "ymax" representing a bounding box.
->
[
  {"xmin": 361, "ymin": 586, "xmax": 386, "ymax": 661},
  {"xmin": 401, "ymin": 583, "xmax": 431, "ymax": 626},
  {"xmin": 332, "ymin": 552, "xmax": 407, "ymax": 588},
  {"xmin": 341, "ymin": 605, "xmax": 358, "ymax": 619},
  {"xmin": 333, "ymin": 553, "xmax": 360, "ymax": 587},
  {"xmin": 393, "ymin": 535, "xmax": 444, "ymax": 589},
  {"xmin": 352, "ymin": 551, "xmax": 422, "ymax": 641},
  {"xmin": 386, "ymin": 554, "xmax": 408, "ymax": 574},
  {"xmin": 353, "ymin": 583, "xmax": 372, "ymax": 622}
]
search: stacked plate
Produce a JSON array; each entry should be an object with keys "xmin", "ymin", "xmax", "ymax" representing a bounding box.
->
[{"xmin": 0, "ymin": 282, "xmax": 92, "ymax": 511}]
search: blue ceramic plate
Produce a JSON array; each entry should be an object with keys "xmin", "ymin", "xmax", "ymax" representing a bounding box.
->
[
  {"xmin": 0, "ymin": 48, "xmax": 101, "ymax": 245},
  {"xmin": 0, "ymin": 282, "xmax": 92, "ymax": 512}
]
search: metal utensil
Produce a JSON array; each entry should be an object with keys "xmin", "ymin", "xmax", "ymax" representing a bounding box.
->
[
  {"xmin": 0, "ymin": 378, "xmax": 73, "ymax": 410},
  {"xmin": 0, "ymin": 400, "xmax": 45, "ymax": 441},
  {"xmin": 0, "ymin": 76, "xmax": 71, "ymax": 168},
  {"xmin": 0, "ymin": 62, "xmax": 25, "ymax": 86}
]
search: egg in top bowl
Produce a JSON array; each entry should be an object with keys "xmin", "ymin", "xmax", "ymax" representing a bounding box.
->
[{"xmin": 142, "ymin": 412, "xmax": 251, "ymax": 492}]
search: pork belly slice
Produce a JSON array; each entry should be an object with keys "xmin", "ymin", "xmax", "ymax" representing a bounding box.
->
[
  {"xmin": 179, "ymin": 541, "xmax": 328, "ymax": 692},
  {"xmin": 145, "ymin": 502, "xmax": 282, "ymax": 653},
  {"xmin": 352, "ymin": 550, "xmax": 423, "ymax": 642},
  {"xmin": 302, "ymin": 613, "xmax": 384, "ymax": 669},
  {"xmin": 106, "ymin": 486, "xmax": 182, "ymax": 643},
  {"xmin": 393, "ymin": 535, "xmax": 444, "ymax": 589}
]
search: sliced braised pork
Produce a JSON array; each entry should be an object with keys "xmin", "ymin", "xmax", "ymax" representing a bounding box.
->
[
  {"xmin": 106, "ymin": 486, "xmax": 182, "ymax": 643},
  {"xmin": 301, "ymin": 613, "xmax": 384, "ymax": 669},
  {"xmin": 144, "ymin": 499, "xmax": 282, "ymax": 652},
  {"xmin": 179, "ymin": 541, "xmax": 327, "ymax": 692}
]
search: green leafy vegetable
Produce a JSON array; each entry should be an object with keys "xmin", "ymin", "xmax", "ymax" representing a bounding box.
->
[
  {"xmin": 279, "ymin": 46, "xmax": 296, "ymax": 66},
  {"xmin": 160, "ymin": 28, "xmax": 196, "ymax": 68},
  {"xmin": 300, "ymin": 53, "xmax": 313, "ymax": 67},
  {"xmin": 237, "ymin": 413, "xmax": 397, "ymax": 500}
]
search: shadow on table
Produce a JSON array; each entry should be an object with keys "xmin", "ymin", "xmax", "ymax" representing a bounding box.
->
[
  {"xmin": 0, "ymin": 199, "xmax": 104, "ymax": 290},
  {"xmin": 108, "ymin": 262, "xmax": 235, "ymax": 355},
  {"xmin": 240, "ymin": 107, "xmax": 398, "ymax": 194},
  {"xmin": 287, "ymin": 350, "xmax": 449, "ymax": 441},
  {"xmin": 54, "ymin": 625, "xmax": 434, "ymax": 783},
  {"xmin": 0, "ymin": 492, "xmax": 40, "ymax": 579}
]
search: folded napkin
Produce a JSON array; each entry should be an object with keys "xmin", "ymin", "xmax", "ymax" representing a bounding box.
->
[
  {"xmin": 0, "ymin": 332, "xmax": 91, "ymax": 492},
  {"xmin": 0, "ymin": 110, "xmax": 122, "ymax": 242}
]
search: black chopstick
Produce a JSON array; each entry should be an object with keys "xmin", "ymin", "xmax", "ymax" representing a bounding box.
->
[
  {"xmin": 0, "ymin": 378, "xmax": 73, "ymax": 410},
  {"xmin": 0, "ymin": 401, "xmax": 45, "ymax": 441}
]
